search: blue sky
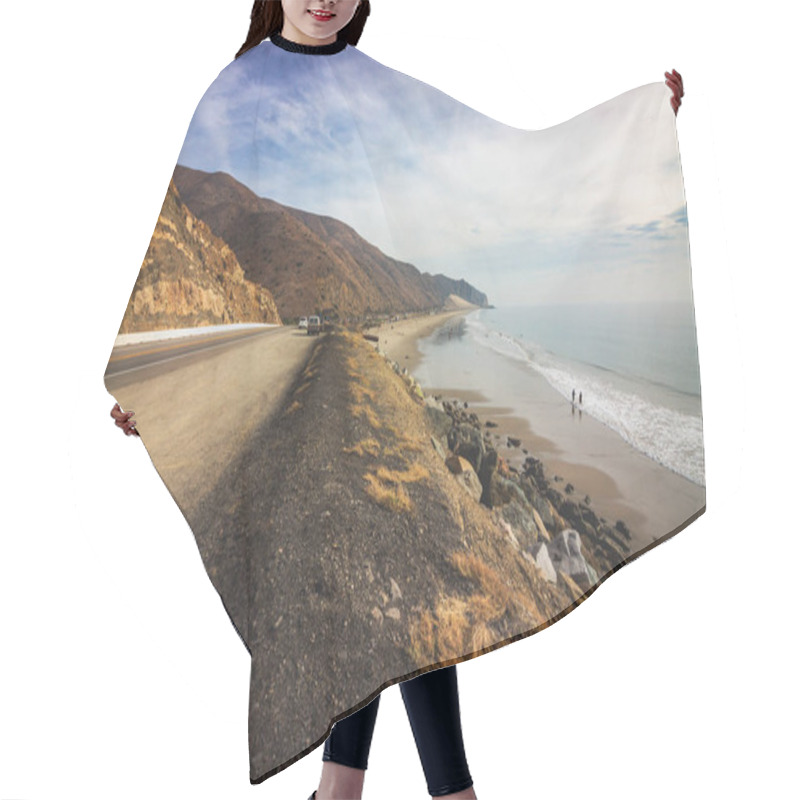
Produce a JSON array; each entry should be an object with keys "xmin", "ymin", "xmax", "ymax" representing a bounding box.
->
[{"xmin": 177, "ymin": 41, "xmax": 691, "ymax": 306}]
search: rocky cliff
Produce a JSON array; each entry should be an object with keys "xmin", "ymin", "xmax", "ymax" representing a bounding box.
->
[
  {"xmin": 118, "ymin": 180, "xmax": 281, "ymax": 334},
  {"xmin": 425, "ymin": 275, "xmax": 489, "ymax": 309}
]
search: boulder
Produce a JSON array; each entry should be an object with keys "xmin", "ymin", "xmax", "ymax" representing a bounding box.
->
[
  {"xmin": 498, "ymin": 501, "xmax": 541, "ymax": 550},
  {"xmin": 484, "ymin": 471, "xmax": 528, "ymax": 509},
  {"xmin": 529, "ymin": 541, "xmax": 557, "ymax": 583},
  {"xmin": 547, "ymin": 529, "xmax": 598, "ymax": 591},
  {"xmin": 448, "ymin": 423, "xmax": 486, "ymax": 473},
  {"xmin": 445, "ymin": 455, "xmax": 483, "ymax": 502},
  {"xmin": 425, "ymin": 406, "xmax": 453, "ymax": 440},
  {"xmin": 615, "ymin": 520, "xmax": 632, "ymax": 541},
  {"xmin": 520, "ymin": 476, "xmax": 558, "ymax": 532}
]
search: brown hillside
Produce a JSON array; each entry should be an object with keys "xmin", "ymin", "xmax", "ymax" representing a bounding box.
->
[{"xmin": 172, "ymin": 165, "xmax": 467, "ymax": 320}]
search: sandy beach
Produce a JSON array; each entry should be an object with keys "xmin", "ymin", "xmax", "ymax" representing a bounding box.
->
[{"xmin": 370, "ymin": 309, "xmax": 706, "ymax": 554}]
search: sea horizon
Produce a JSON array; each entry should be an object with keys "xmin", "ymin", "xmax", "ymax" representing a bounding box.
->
[{"xmin": 413, "ymin": 301, "xmax": 705, "ymax": 487}]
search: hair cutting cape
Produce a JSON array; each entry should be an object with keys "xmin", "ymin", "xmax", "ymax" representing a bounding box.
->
[{"xmin": 105, "ymin": 34, "xmax": 705, "ymax": 784}]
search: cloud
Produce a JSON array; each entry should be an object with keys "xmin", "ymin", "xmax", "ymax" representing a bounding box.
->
[{"xmin": 176, "ymin": 43, "xmax": 692, "ymax": 306}]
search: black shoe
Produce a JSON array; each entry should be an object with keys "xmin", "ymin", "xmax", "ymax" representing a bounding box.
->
[{"xmin": 307, "ymin": 792, "xmax": 316, "ymax": 800}]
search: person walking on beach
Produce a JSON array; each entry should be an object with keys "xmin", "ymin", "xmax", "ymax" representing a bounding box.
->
[{"xmin": 110, "ymin": 2, "xmax": 685, "ymax": 797}]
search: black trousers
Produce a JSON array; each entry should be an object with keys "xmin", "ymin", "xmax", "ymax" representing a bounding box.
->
[{"xmin": 323, "ymin": 665, "xmax": 473, "ymax": 797}]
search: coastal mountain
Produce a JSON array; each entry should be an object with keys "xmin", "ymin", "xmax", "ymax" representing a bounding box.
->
[
  {"xmin": 427, "ymin": 275, "xmax": 489, "ymax": 309},
  {"xmin": 172, "ymin": 165, "xmax": 489, "ymax": 320},
  {"xmin": 117, "ymin": 180, "xmax": 281, "ymax": 334}
]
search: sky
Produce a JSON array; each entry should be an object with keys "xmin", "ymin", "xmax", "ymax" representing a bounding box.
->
[{"xmin": 176, "ymin": 40, "xmax": 692, "ymax": 307}]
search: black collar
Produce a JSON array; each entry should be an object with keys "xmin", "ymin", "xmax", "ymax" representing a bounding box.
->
[{"xmin": 271, "ymin": 32, "xmax": 348, "ymax": 55}]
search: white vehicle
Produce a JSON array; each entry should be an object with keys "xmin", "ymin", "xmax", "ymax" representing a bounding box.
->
[{"xmin": 298, "ymin": 317, "xmax": 308, "ymax": 329}]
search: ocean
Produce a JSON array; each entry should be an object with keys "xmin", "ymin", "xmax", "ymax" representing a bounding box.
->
[{"xmin": 414, "ymin": 302, "xmax": 705, "ymax": 487}]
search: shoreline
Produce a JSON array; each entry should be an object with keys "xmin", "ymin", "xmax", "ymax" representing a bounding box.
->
[{"xmin": 369, "ymin": 309, "xmax": 705, "ymax": 553}]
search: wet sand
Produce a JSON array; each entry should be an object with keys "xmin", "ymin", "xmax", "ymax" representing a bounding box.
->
[{"xmin": 372, "ymin": 312, "xmax": 706, "ymax": 553}]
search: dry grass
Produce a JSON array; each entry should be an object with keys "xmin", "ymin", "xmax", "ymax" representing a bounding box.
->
[
  {"xmin": 284, "ymin": 399, "xmax": 302, "ymax": 416},
  {"xmin": 383, "ymin": 422, "xmax": 426, "ymax": 453},
  {"xmin": 350, "ymin": 402, "xmax": 381, "ymax": 430},
  {"xmin": 350, "ymin": 382, "xmax": 376, "ymax": 404},
  {"xmin": 375, "ymin": 463, "xmax": 429, "ymax": 484},
  {"xmin": 407, "ymin": 550, "xmax": 545, "ymax": 665},
  {"xmin": 363, "ymin": 472, "xmax": 412, "ymax": 512},
  {"xmin": 345, "ymin": 354, "xmax": 360, "ymax": 372},
  {"xmin": 362, "ymin": 462, "xmax": 428, "ymax": 513},
  {"xmin": 383, "ymin": 443, "xmax": 425, "ymax": 458},
  {"xmin": 343, "ymin": 438, "xmax": 382, "ymax": 458}
]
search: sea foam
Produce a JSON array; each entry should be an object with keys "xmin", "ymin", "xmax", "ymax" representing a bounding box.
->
[{"xmin": 465, "ymin": 311, "xmax": 705, "ymax": 486}]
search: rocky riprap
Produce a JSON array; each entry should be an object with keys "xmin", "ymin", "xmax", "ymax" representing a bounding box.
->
[{"xmin": 382, "ymin": 356, "xmax": 633, "ymax": 592}]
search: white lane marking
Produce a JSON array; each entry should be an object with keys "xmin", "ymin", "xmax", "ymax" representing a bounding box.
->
[{"xmin": 106, "ymin": 329, "xmax": 283, "ymax": 379}]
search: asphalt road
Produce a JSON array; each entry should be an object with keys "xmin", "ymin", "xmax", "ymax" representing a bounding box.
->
[
  {"xmin": 104, "ymin": 325, "xmax": 319, "ymax": 517},
  {"xmin": 105, "ymin": 326, "xmax": 287, "ymax": 389}
]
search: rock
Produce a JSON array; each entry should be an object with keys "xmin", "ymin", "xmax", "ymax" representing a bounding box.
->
[
  {"xmin": 425, "ymin": 395, "xmax": 453, "ymax": 416},
  {"xmin": 477, "ymin": 448, "xmax": 498, "ymax": 491},
  {"xmin": 371, "ymin": 607, "xmax": 384, "ymax": 623},
  {"xmin": 119, "ymin": 181, "xmax": 282, "ymax": 333},
  {"xmin": 558, "ymin": 498, "xmax": 577, "ymax": 519},
  {"xmin": 507, "ymin": 436, "xmax": 522, "ymax": 448},
  {"xmin": 430, "ymin": 435, "xmax": 446, "ymax": 460},
  {"xmin": 556, "ymin": 570, "xmax": 585, "ymax": 602},
  {"xmin": 446, "ymin": 455, "xmax": 483, "ymax": 502},
  {"xmin": 583, "ymin": 495, "xmax": 591, "ymax": 505},
  {"xmin": 615, "ymin": 520, "xmax": 632, "ymax": 540},
  {"xmin": 446, "ymin": 454, "xmax": 473, "ymax": 475},
  {"xmin": 580, "ymin": 505, "xmax": 600, "ymax": 530},
  {"xmin": 599, "ymin": 524, "xmax": 631, "ymax": 553},
  {"xmin": 499, "ymin": 519, "xmax": 520, "ymax": 549},
  {"xmin": 520, "ymin": 477, "xmax": 557, "ymax": 532},
  {"xmin": 523, "ymin": 455, "xmax": 545, "ymax": 480},
  {"xmin": 390, "ymin": 578, "xmax": 403, "ymax": 600},
  {"xmin": 558, "ymin": 498, "xmax": 600, "ymax": 540},
  {"xmin": 447, "ymin": 423, "xmax": 486, "ymax": 473},
  {"xmin": 530, "ymin": 542, "xmax": 557, "ymax": 583},
  {"xmin": 485, "ymin": 420, "xmax": 498, "ymax": 428},
  {"xmin": 485, "ymin": 472, "xmax": 528, "ymax": 509},
  {"xmin": 529, "ymin": 504, "xmax": 551, "ymax": 542},
  {"xmin": 547, "ymin": 529, "xmax": 598, "ymax": 591},
  {"xmin": 565, "ymin": 483, "xmax": 574, "ymax": 495},
  {"xmin": 499, "ymin": 501, "xmax": 546, "ymax": 549},
  {"xmin": 385, "ymin": 607, "xmax": 401, "ymax": 621}
]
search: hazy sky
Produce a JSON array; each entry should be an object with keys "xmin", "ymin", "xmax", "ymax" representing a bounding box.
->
[{"xmin": 177, "ymin": 41, "xmax": 692, "ymax": 307}]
